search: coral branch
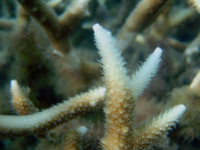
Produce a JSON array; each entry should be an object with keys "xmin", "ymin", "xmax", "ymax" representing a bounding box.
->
[
  {"xmin": 17, "ymin": 0, "xmax": 69, "ymax": 53},
  {"xmin": 93, "ymin": 23, "xmax": 134, "ymax": 149},
  {"xmin": 130, "ymin": 47, "xmax": 162, "ymax": 99},
  {"xmin": 10, "ymin": 80, "xmax": 39, "ymax": 115},
  {"xmin": 0, "ymin": 86, "xmax": 105, "ymax": 138},
  {"xmin": 17, "ymin": 0, "xmax": 90, "ymax": 53},
  {"xmin": 132, "ymin": 104, "xmax": 186, "ymax": 149},
  {"xmin": 59, "ymin": 0, "xmax": 90, "ymax": 28},
  {"xmin": 117, "ymin": 0, "xmax": 171, "ymax": 51}
]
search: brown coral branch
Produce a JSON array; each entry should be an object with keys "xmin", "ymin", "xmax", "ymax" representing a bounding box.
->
[{"xmin": 117, "ymin": 0, "xmax": 171, "ymax": 51}]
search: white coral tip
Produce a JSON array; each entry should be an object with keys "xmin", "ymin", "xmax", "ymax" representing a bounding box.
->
[
  {"xmin": 92, "ymin": 23, "xmax": 100, "ymax": 31},
  {"xmin": 154, "ymin": 47, "xmax": 163, "ymax": 56},
  {"xmin": 10, "ymin": 80, "xmax": 19, "ymax": 93},
  {"xmin": 11, "ymin": 80, "xmax": 18, "ymax": 87}
]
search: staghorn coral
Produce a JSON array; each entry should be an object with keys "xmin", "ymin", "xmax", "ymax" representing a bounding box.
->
[
  {"xmin": 1, "ymin": 0, "xmax": 200, "ymax": 149},
  {"xmin": 0, "ymin": 23, "xmax": 186, "ymax": 150}
]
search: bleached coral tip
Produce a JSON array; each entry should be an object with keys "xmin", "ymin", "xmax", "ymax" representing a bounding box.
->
[
  {"xmin": 93, "ymin": 23, "xmax": 100, "ymax": 31},
  {"xmin": 176, "ymin": 104, "xmax": 186, "ymax": 112},
  {"xmin": 154, "ymin": 47, "xmax": 163, "ymax": 55},
  {"xmin": 11, "ymin": 80, "xmax": 18, "ymax": 87}
]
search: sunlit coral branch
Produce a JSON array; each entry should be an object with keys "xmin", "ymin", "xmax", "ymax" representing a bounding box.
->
[{"xmin": 0, "ymin": 86, "xmax": 105, "ymax": 138}]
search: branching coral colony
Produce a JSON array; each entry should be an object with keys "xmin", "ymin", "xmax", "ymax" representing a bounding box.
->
[
  {"xmin": 2, "ymin": 0, "xmax": 200, "ymax": 149},
  {"xmin": 0, "ymin": 24, "xmax": 186, "ymax": 150}
]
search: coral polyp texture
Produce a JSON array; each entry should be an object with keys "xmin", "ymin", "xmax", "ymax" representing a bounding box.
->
[
  {"xmin": 93, "ymin": 24, "xmax": 186, "ymax": 150},
  {"xmin": 1, "ymin": 0, "xmax": 200, "ymax": 149}
]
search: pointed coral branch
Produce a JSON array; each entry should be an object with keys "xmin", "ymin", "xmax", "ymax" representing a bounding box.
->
[
  {"xmin": 132, "ymin": 104, "xmax": 186, "ymax": 149},
  {"xmin": 130, "ymin": 47, "xmax": 162, "ymax": 99},
  {"xmin": 117, "ymin": 0, "xmax": 171, "ymax": 51}
]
